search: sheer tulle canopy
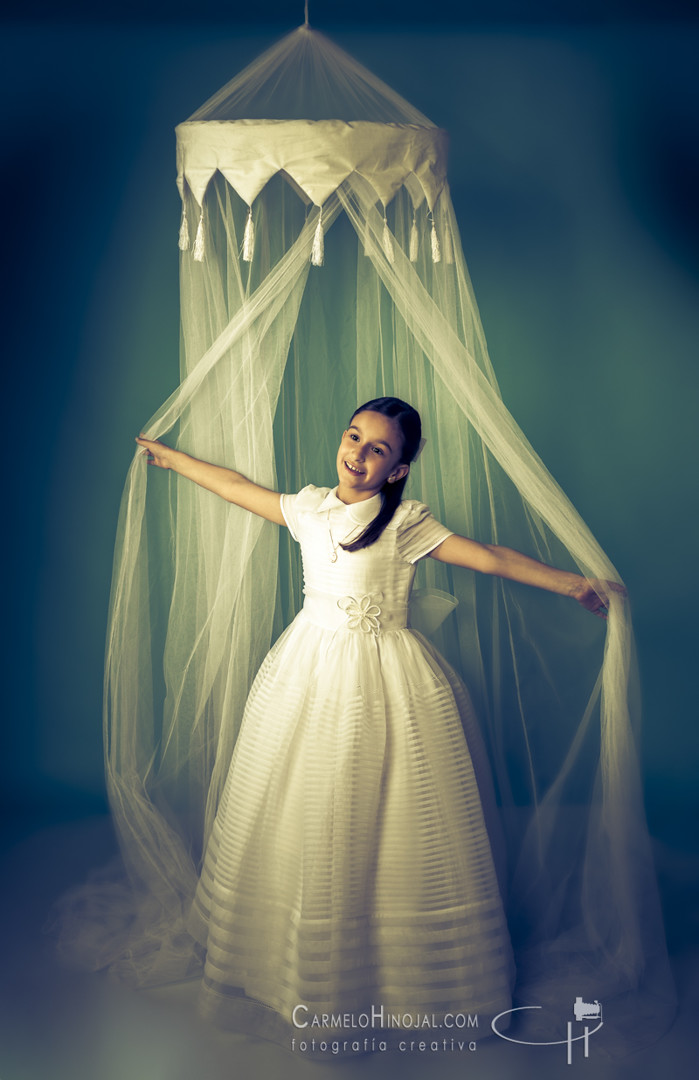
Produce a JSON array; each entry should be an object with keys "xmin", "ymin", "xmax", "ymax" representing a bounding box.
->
[{"xmin": 61, "ymin": 22, "xmax": 675, "ymax": 1056}]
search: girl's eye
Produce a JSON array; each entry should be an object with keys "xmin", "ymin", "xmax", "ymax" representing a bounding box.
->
[
  {"xmin": 349, "ymin": 433, "xmax": 358, "ymax": 441},
  {"xmin": 372, "ymin": 447, "xmax": 384, "ymax": 455}
]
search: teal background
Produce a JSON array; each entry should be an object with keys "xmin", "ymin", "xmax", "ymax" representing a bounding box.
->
[
  {"xmin": 0, "ymin": 8, "xmax": 697, "ymax": 1079},
  {"xmin": 2, "ymin": 12, "xmax": 697, "ymax": 853}
]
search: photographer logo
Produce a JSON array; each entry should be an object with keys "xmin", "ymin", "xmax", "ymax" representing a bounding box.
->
[{"xmin": 491, "ymin": 996, "xmax": 604, "ymax": 1064}]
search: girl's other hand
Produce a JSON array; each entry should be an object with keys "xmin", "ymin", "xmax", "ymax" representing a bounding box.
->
[
  {"xmin": 572, "ymin": 578, "xmax": 627, "ymax": 619},
  {"xmin": 135, "ymin": 435, "xmax": 175, "ymax": 469}
]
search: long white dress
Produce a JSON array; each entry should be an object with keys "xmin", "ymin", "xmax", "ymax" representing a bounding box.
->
[{"xmin": 187, "ymin": 485, "xmax": 515, "ymax": 1043}]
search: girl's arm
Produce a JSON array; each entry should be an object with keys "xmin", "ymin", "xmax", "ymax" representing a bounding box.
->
[
  {"xmin": 135, "ymin": 436, "xmax": 285, "ymax": 526},
  {"xmin": 429, "ymin": 533, "xmax": 625, "ymax": 618}
]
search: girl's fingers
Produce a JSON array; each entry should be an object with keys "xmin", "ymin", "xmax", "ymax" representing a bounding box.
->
[
  {"xmin": 136, "ymin": 436, "xmax": 157, "ymax": 459},
  {"xmin": 584, "ymin": 579, "xmax": 626, "ymax": 619}
]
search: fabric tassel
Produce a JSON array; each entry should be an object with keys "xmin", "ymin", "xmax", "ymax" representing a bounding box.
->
[
  {"xmin": 382, "ymin": 217, "xmax": 395, "ymax": 263},
  {"xmin": 430, "ymin": 219, "xmax": 441, "ymax": 264},
  {"xmin": 193, "ymin": 209, "xmax": 205, "ymax": 262},
  {"xmin": 242, "ymin": 207, "xmax": 255, "ymax": 263},
  {"xmin": 443, "ymin": 223, "xmax": 454, "ymax": 265},
  {"xmin": 311, "ymin": 207, "xmax": 324, "ymax": 266},
  {"xmin": 178, "ymin": 205, "xmax": 190, "ymax": 251},
  {"xmin": 409, "ymin": 216, "xmax": 419, "ymax": 263}
]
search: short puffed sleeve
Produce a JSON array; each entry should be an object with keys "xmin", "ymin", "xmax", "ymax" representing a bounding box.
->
[
  {"xmin": 279, "ymin": 485, "xmax": 329, "ymax": 542},
  {"xmin": 394, "ymin": 501, "xmax": 454, "ymax": 564}
]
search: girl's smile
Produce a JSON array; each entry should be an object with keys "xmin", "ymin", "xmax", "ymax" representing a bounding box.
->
[{"xmin": 335, "ymin": 410, "xmax": 409, "ymax": 503}]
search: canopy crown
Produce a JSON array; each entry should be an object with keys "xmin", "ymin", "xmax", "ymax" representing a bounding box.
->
[{"xmin": 176, "ymin": 26, "xmax": 448, "ymax": 211}]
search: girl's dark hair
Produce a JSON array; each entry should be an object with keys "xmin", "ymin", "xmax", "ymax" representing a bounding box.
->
[{"xmin": 341, "ymin": 396, "xmax": 421, "ymax": 553}]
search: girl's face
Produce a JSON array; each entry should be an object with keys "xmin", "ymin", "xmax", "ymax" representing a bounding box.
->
[{"xmin": 336, "ymin": 410, "xmax": 409, "ymax": 501}]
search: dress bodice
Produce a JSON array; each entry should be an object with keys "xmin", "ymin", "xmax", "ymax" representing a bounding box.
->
[{"xmin": 280, "ymin": 485, "xmax": 453, "ymax": 635}]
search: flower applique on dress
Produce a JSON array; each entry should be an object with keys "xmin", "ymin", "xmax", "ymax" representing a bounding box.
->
[{"xmin": 337, "ymin": 592, "xmax": 383, "ymax": 634}]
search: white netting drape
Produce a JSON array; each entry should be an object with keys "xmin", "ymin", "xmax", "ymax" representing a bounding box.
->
[{"xmin": 57, "ymin": 24, "xmax": 675, "ymax": 1056}]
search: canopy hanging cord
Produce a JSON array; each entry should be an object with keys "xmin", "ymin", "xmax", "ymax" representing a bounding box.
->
[{"xmin": 304, "ymin": 2, "xmax": 309, "ymax": 27}]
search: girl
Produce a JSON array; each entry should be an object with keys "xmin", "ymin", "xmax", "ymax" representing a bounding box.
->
[{"xmin": 136, "ymin": 396, "xmax": 623, "ymax": 1046}]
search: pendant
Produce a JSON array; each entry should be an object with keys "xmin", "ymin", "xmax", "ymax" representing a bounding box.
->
[{"xmin": 328, "ymin": 513, "xmax": 339, "ymax": 562}]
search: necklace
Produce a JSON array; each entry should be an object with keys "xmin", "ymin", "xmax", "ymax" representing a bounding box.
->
[
  {"xmin": 328, "ymin": 511, "xmax": 341, "ymax": 562},
  {"xmin": 328, "ymin": 500, "xmax": 366, "ymax": 562}
]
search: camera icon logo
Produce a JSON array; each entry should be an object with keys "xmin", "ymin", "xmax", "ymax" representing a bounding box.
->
[{"xmin": 574, "ymin": 997, "xmax": 602, "ymax": 1023}]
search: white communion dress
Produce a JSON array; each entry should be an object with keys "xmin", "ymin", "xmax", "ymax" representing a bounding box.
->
[{"xmin": 187, "ymin": 485, "xmax": 515, "ymax": 1042}]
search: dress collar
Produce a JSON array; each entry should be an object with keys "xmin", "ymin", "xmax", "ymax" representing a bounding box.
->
[{"xmin": 317, "ymin": 486, "xmax": 383, "ymax": 525}]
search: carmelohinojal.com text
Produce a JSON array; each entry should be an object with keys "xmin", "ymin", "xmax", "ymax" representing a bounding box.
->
[{"xmin": 290, "ymin": 1004, "xmax": 480, "ymax": 1053}]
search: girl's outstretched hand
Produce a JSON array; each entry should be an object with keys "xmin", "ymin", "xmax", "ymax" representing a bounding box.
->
[
  {"xmin": 136, "ymin": 435, "xmax": 176, "ymax": 469},
  {"xmin": 571, "ymin": 578, "xmax": 627, "ymax": 619}
]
